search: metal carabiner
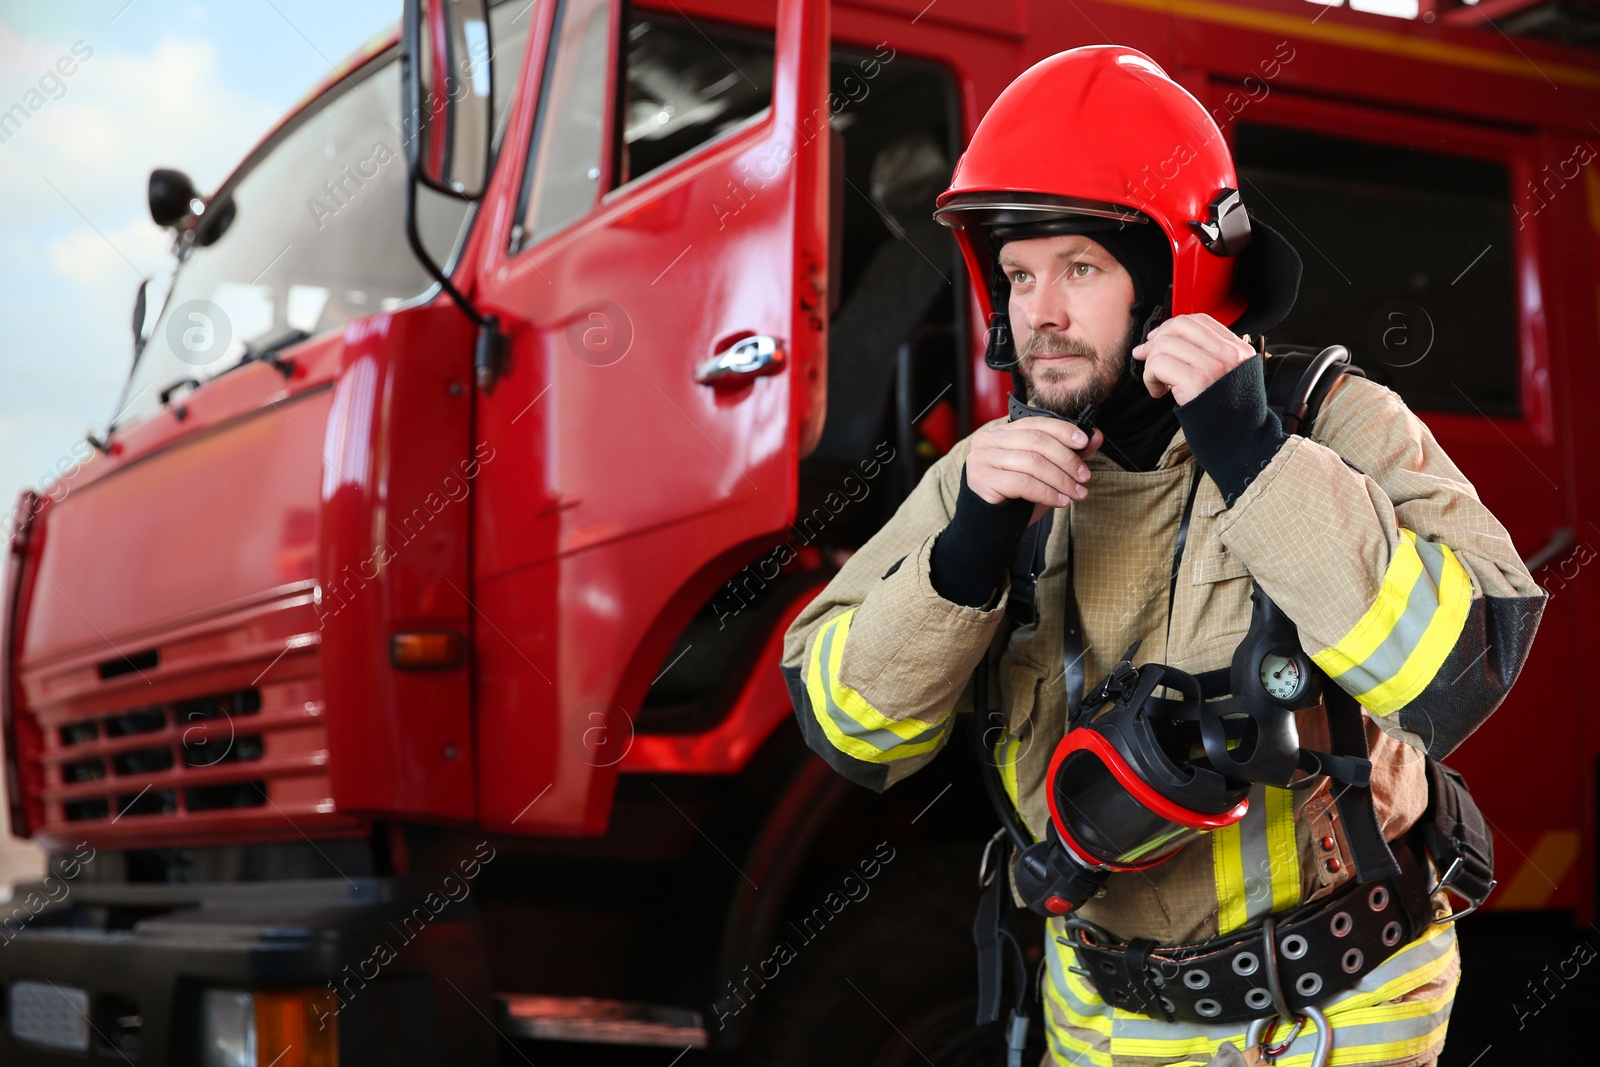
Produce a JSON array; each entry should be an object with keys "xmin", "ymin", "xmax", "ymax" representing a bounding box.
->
[
  {"xmin": 1427, "ymin": 854, "xmax": 1497, "ymax": 925},
  {"xmin": 1247, "ymin": 1005, "xmax": 1331, "ymax": 1067},
  {"xmin": 979, "ymin": 827, "xmax": 1007, "ymax": 888}
]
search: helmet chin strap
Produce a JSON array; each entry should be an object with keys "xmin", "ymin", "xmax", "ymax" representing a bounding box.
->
[{"xmin": 1137, "ymin": 283, "xmax": 1172, "ymax": 346}]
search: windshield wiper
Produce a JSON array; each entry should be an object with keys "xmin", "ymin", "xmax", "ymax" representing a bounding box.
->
[
  {"xmin": 239, "ymin": 328, "xmax": 310, "ymax": 378},
  {"xmin": 159, "ymin": 378, "xmax": 201, "ymax": 407},
  {"xmin": 151, "ymin": 328, "xmax": 312, "ymax": 413}
]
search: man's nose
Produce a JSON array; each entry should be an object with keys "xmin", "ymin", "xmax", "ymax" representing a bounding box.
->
[{"xmin": 1018, "ymin": 287, "xmax": 1070, "ymax": 334}]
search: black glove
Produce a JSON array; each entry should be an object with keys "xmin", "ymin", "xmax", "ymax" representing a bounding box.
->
[
  {"xmin": 1175, "ymin": 354, "xmax": 1288, "ymax": 508},
  {"xmin": 928, "ymin": 464, "xmax": 1035, "ymax": 608}
]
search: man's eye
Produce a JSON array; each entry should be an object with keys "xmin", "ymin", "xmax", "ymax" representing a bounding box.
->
[
  {"xmin": 1072, "ymin": 263, "xmax": 1095, "ymax": 278},
  {"xmin": 1009, "ymin": 271, "xmax": 1030, "ymax": 285}
]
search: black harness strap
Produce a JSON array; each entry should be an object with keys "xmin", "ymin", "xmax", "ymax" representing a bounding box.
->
[
  {"xmin": 1062, "ymin": 531, "xmax": 1086, "ymax": 719},
  {"xmin": 1323, "ymin": 686, "xmax": 1401, "ymax": 882},
  {"xmin": 1165, "ymin": 468, "xmax": 1205, "ymax": 655}
]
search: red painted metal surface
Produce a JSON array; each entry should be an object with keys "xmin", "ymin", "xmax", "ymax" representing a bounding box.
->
[
  {"xmin": 621, "ymin": 575, "xmax": 828, "ymax": 774},
  {"xmin": 316, "ymin": 307, "xmax": 479, "ymax": 822},
  {"xmin": 466, "ymin": 0, "xmax": 830, "ymax": 836},
  {"xmin": 8, "ymin": 302, "xmax": 479, "ymax": 849}
]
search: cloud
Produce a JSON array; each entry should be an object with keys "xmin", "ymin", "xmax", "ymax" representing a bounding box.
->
[
  {"xmin": 43, "ymin": 216, "xmax": 168, "ymax": 295},
  {"xmin": 1, "ymin": 30, "xmax": 279, "ymax": 227},
  {"xmin": 0, "ymin": 25, "xmax": 281, "ymax": 508}
]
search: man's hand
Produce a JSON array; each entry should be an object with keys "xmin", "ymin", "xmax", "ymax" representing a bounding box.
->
[
  {"xmin": 966, "ymin": 417, "xmax": 1104, "ymax": 523},
  {"xmin": 1132, "ymin": 313, "xmax": 1254, "ymax": 405}
]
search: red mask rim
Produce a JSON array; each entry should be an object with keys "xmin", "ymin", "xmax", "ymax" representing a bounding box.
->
[{"xmin": 1044, "ymin": 728, "xmax": 1250, "ymax": 870}]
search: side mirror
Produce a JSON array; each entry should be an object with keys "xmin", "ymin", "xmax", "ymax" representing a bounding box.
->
[
  {"xmin": 195, "ymin": 194, "xmax": 236, "ymax": 247},
  {"xmin": 149, "ymin": 168, "xmax": 199, "ymax": 228},
  {"xmin": 399, "ymin": 0, "xmax": 494, "ymax": 199}
]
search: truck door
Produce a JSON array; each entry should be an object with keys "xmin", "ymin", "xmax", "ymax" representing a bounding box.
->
[
  {"xmin": 470, "ymin": 0, "xmax": 829, "ymax": 834},
  {"xmin": 1221, "ymin": 99, "xmax": 1580, "ymax": 908}
]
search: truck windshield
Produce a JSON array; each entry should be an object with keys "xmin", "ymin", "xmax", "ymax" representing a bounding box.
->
[{"xmin": 117, "ymin": 4, "xmax": 530, "ymax": 428}]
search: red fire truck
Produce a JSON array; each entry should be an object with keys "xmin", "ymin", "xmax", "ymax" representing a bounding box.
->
[{"xmin": 3, "ymin": 0, "xmax": 1597, "ymax": 1062}]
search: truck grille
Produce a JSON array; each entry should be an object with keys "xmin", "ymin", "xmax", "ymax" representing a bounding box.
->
[
  {"xmin": 38, "ymin": 676, "xmax": 331, "ymax": 836},
  {"xmin": 54, "ymin": 690, "xmax": 265, "ymax": 821}
]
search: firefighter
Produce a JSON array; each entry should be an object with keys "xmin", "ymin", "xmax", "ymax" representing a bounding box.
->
[{"xmin": 780, "ymin": 46, "xmax": 1546, "ymax": 1067}]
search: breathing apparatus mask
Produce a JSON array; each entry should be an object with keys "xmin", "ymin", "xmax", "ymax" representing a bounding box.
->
[{"xmin": 1011, "ymin": 585, "xmax": 1331, "ymax": 917}]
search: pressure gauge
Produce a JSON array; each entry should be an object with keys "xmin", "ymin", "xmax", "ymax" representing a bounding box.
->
[{"xmin": 1259, "ymin": 652, "xmax": 1304, "ymax": 702}]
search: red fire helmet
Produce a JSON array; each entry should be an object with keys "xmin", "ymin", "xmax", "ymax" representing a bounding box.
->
[{"xmin": 934, "ymin": 45, "xmax": 1299, "ymax": 339}]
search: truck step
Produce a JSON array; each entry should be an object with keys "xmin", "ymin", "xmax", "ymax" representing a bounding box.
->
[{"xmin": 497, "ymin": 995, "xmax": 708, "ymax": 1048}]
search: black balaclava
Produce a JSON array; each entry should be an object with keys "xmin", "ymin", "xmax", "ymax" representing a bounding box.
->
[{"xmin": 992, "ymin": 218, "xmax": 1178, "ymax": 472}]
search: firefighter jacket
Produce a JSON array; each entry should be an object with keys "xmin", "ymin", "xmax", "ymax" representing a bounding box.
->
[{"xmin": 780, "ymin": 372, "xmax": 1545, "ymax": 1066}]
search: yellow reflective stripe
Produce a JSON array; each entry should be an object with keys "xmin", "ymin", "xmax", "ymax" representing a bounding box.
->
[
  {"xmin": 992, "ymin": 732, "xmax": 1041, "ymax": 842},
  {"xmin": 1046, "ymin": 968, "xmax": 1112, "ymax": 1037},
  {"xmin": 823, "ymin": 610, "xmax": 944, "ymax": 740},
  {"xmin": 1042, "ymin": 965, "xmax": 1115, "ymax": 1067},
  {"xmin": 1213, "ymin": 784, "xmax": 1296, "ymax": 935},
  {"xmin": 1311, "ymin": 529, "xmax": 1475, "ymax": 716},
  {"xmin": 1265, "ymin": 786, "xmax": 1300, "ymax": 915},
  {"xmin": 1319, "ymin": 1016, "xmax": 1452, "ymax": 1067},
  {"xmin": 1327, "ymin": 985, "xmax": 1456, "ymax": 1028},
  {"xmin": 1314, "ymin": 529, "xmax": 1426, "ymax": 676},
  {"xmin": 804, "ymin": 609, "xmax": 949, "ymax": 763},
  {"xmin": 995, "ymin": 734, "xmax": 1020, "ymax": 810},
  {"xmin": 1212, "ymin": 817, "xmax": 1249, "ymax": 935},
  {"xmin": 1044, "ymin": 1020, "xmax": 1113, "ymax": 1067},
  {"xmin": 1350, "ymin": 543, "xmax": 1474, "ymax": 714},
  {"xmin": 1115, "ymin": 1031, "xmax": 1245, "ymax": 1060},
  {"xmin": 1321, "ymin": 921, "xmax": 1459, "ymax": 1014}
]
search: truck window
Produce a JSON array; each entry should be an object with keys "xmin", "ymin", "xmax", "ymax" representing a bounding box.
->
[
  {"xmin": 513, "ymin": 3, "xmax": 775, "ymax": 248},
  {"xmin": 515, "ymin": 0, "xmax": 611, "ymax": 246},
  {"xmin": 620, "ymin": 12, "xmax": 775, "ymax": 184},
  {"xmin": 116, "ymin": 2, "xmax": 532, "ymax": 428},
  {"xmin": 1233, "ymin": 122, "xmax": 1519, "ymax": 417}
]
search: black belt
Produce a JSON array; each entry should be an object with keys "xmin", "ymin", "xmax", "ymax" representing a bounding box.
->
[{"xmin": 1056, "ymin": 834, "xmax": 1437, "ymax": 1025}]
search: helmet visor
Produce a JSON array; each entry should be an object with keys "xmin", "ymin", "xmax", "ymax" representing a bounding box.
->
[{"xmin": 932, "ymin": 190, "xmax": 1148, "ymax": 230}]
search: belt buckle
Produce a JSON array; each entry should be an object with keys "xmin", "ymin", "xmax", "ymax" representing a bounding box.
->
[{"xmin": 1085, "ymin": 662, "xmax": 1136, "ymax": 709}]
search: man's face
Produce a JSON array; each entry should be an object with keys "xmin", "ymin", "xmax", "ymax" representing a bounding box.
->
[{"xmin": 1000, "ymin": 233, "xmax": 1139, "ymax": 416}]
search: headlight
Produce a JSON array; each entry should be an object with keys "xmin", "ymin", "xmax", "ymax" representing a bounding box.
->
[{"xmin": 200, "ymin": 989, "xmax": 339, "ymax": 1067}]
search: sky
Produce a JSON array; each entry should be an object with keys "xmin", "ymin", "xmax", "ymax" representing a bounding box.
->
[{"xmin": 0, "ymin": 0, "xmax": 400, "ymax": 517}]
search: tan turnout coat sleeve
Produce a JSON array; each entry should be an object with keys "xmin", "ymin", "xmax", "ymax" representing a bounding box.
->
[{"xmin": 779, "ymin": 422, "xmax": 1014, "ymax": 793}]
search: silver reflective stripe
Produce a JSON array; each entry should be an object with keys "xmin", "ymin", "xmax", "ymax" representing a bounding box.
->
[
  {"xmin": 815, "ymin": 616, "xmax": 947, "ymax": 753},
  {"xmin": 1235, "ymin": 784, "xmax": 1278, "ymax": 929},
  {"xmin": 1331, "ymin": 536, "xmax": 1449, "ymax": 695}
]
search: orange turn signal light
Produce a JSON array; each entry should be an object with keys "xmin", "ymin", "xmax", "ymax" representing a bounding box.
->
[
  {"xmin": 255, "ymin": 989, "xmax": 340, "ymax": 1067},
  {"xmin": 390, "ymin": 630, "xmax": 466, "ymax": 669}
]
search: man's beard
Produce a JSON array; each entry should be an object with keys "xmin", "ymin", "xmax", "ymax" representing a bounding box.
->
[{"xmin": 1018, "ymin": 317, "xmax": 1140, "ymax": 417}]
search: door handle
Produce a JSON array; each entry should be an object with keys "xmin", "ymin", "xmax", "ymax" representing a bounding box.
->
[
  {"xmin": 1522, "ymin": 526, "xmax": 1575, "ymax": 573},
  {"xmin": 694, "ymin": 335, "xmax": 785, "ymax": 388}
]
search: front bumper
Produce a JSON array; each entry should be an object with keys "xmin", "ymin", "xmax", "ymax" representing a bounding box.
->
[{"xmin": 0, "ymin": 876, "xmax": 497, "ymax": 1066}]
